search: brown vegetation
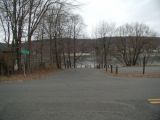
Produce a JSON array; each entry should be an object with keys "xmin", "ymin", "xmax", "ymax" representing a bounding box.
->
[
  {"xmin": 106, "ymin": 71, "xmax": 160, "ymax": 78},
  {"xmin": 0, "ymin": 68, "xmax": 57, "ymax": 82}
]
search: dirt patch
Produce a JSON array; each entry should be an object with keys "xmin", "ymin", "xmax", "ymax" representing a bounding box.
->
[
  {"xmin": 106, "ymin": 71, "xmax": 160, "ymax": 78},
  {"xmin": 0, "ymin": 68, "xmax": 58, "ymax": 82}
]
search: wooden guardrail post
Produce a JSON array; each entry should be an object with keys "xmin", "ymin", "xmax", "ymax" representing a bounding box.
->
[
  {"xmin": 115, "ymin": 65, "xmax": 118, "ymax": 74},
  {"xmin": 106, "ymin": 64, "xmax": 107, "ymax": 72},
  {"xmin": 111, "ymin": 65, "xmax": 113, "ymax": 73}
]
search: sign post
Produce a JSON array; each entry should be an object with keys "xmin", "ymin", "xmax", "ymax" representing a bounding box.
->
[{"xmin": 21, "ymin": 50, "xmax": 30, "ymax": 77}]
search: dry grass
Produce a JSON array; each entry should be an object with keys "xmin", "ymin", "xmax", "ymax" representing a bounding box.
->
[
  {"xmin": 0, "ymin": 68, "xmax": 58, "ymax": 83},
  {"xmin": 106, "ymin": 71, "xmax": 160, "ymax": 78}
]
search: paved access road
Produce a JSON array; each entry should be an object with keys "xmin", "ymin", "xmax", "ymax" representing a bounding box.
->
[{"xmin": 0, "ymin": 68, "xmax": 160, "ymax": 120}]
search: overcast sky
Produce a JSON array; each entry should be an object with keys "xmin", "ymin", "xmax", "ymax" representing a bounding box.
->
[{"xmin": 75, "ymin": 0, "xmax": 160, "ymax": 37}]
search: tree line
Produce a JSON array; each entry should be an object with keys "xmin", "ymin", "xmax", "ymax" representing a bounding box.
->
[
  {"xmin": 0, "ymin": 0, "xmax": 85, "ymax": 73},
  {"xmin": 94, "ymin": 21, "xmax": 156, "ymax": 67}
]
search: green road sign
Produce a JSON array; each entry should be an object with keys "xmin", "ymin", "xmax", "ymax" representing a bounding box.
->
[{"xmin": 21, "ymin": 49, "xmax": 30, "ymax": 55}]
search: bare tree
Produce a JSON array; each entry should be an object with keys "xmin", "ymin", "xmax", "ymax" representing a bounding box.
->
[
  {"xmin": 95, "ymin": 21, "xmax": 115, "ymax": 68},
  {"xmin": 69, "ymin": 14, "xmax": 84, "ymax": 68},
  {"xmin": 0, "ymin": 0, "xmax": 30, "ymax": 72},
  {"xmin": 34, "ymin": 16, "xmax": 46, "ymax": 68},
  {"xmin": 63, "ymin": 17, "xmax": 73, "ymax": 68},
  {"xmin": 44, "ymin": 2, "xmax": 65, "ymax": 68},
  {"xmin": 26, "ymin": 0, "xmax": 58, "ymax": 70},
  {"xmin": 43, "ymin": 0, "xmax": 79, "ymax": 69},
  {"xmin": 115, "ymin": 23, "xmax": 155, "ymax": 66}
]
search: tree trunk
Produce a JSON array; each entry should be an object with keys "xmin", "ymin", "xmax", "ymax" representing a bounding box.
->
[
  {"xmin": 54, "ymin": 34, "xmax": 60, "ymax": 69},
  {"xmin": 40, "ymin": 30, "xmax": 44, "ymax": 67},
  {"xmin": 13, "ymin": 0, "xmax": 21, "ymax": 72},
  {"xmin": 73, "ymin": 37, "xmax": 76, "ymax": 68},
  {"xmin": 27, "ymin": 35, "xmax": 32, "ymax": 71},
  {"xmin": 103, "ymin": 38, "xmax": 107, "ymax": 68}
]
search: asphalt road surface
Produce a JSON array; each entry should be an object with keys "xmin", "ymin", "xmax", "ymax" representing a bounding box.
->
[{"xmin": 0, "ymin": 68, "xmax": 160, "ymax": 120}]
